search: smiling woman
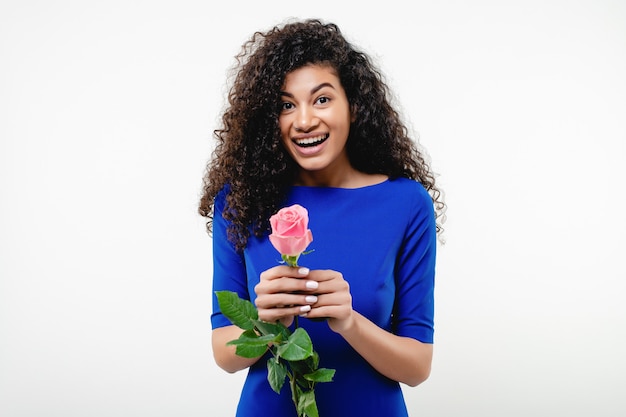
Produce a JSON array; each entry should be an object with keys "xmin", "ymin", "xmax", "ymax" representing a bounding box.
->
[
  {"xmin": 279, "ymin": 65, "xmax": 355, "ymax": 186},
  {"xmin": 198, "ymin": 18, "xmax": 446, "ymax": 417}
]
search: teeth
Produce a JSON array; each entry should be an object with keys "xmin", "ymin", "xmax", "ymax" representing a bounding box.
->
[{"xmin": 295, "ymin": 134, "xmax": 328, "ymax": 146}]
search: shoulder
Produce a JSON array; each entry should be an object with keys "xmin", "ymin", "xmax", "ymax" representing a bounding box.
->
[
  {"xmin": 384, "ymin": 178, "xmax": 435, "ymax": 233},
  {"xmin": 387, "ymin": 177, "xmax": 432, "ymax": 205},
  {"xmin": 213, "ymin": 185, "xmax": 234, "ymax": 224},
  {"xmin": 214, "ymin": 184, "xmax": 231, "ymax": 208}
]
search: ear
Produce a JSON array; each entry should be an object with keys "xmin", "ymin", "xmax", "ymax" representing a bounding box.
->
[{"xmin": 350, "ymin": 104, "xmax": 357, "ymax": 123}]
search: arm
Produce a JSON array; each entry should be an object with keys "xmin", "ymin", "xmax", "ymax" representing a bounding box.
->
[
  {"xmin": 333, "ymin": 311, "xmax": 432, "ymax": 386},
  {"xmin": 304, "ymin": 183, "xmax": 437, "ymax": 386},
  {"xmin": 212, "ymin": 325, "xmax": 265, "ymax": 373},
  {"xmin": 253, "ymin": 266, "xmax": 433, "ymax": 385},
  {"xmin": 211, "ymin": 189, "xmax": 263, "ymax": 373},
  {"xmin": 214, "ymin": 265, "xmax": 321, "ymax": 373},
  {"xmin": 302, "ymin": 269, "xmax": 433, "ymax": 387}
]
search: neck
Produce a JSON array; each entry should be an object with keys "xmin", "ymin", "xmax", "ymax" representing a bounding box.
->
[{"xmin": 295, "ymin": 168, "xmax": 388, "ymax": 189}]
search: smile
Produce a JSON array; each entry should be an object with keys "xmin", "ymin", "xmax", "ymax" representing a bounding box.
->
[{"xmin": 294, "ymin": 134, "xmax": 329, "ymax": 148}]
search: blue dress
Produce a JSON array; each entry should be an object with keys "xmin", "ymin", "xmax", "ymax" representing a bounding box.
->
[{"xmin": 211, "ymin": 177, "xmax": 437, "ymax": 417}]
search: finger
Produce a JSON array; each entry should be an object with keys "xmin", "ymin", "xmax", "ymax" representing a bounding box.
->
[
  {"xmin": 314, "ymin": 291, "xmax": 351, "ymax": 308},
  {"xmin": 256, "ymin": 293, "xmax": 318, "ymax": 309},
  {"xmin": 260, "ymin": 266, "xmax": 310, "ymax": 282},
  {"xmin": 310, "ymin": 276, "xmax": 349, "ymax": 295},
  {"xmin": 258, "ymin": 304, "xmax": 312, "ymax": 322},
  {"xmin": 255, "ymin": 277, "xmax": 319, "ymax": 296},
  {"xmin": 306, "ymin": 304, "xmax": 351, "ymax": 321},
  {"xmin": 305, "ymin": 269, "xmax": 339, "ymax": 282}
]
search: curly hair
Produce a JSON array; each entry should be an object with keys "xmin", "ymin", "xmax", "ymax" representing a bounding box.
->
[{"xmin": 199, "ymin": 19, "xmax": 446, "ymax": 251}]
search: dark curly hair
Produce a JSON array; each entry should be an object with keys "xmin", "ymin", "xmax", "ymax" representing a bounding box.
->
[{"xmin": 199, "ymin": 18, "xmax": 446, "ymax": 251}]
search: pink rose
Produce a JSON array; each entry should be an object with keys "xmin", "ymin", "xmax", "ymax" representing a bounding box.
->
[{"xmin": 269, "ymin": 204, "xmax": 313, "ymax": 258}]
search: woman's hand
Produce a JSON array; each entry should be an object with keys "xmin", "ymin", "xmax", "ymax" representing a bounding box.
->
[
  {"xmin": 255, "ymin": 265, "xmax": 432, "ymax": 385},
  {"xmin": 305, "ymin": 269, "xmax": 432, "ymax": 386},
  {"xmin": 255, "ymin": 266, "xmax": 355, "ymax": 333},
  {"xmin": 254, "ymin": 265, "xmax": 320, "ymax": 327},
  {"xmin": 301, "ymin": 269, "xmax": 354, "ymax": 333}
]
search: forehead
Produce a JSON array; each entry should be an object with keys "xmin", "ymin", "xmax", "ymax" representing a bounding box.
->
[{"xmin": 282, "ymin": 64, "xmax": 341, "ymax": 91}]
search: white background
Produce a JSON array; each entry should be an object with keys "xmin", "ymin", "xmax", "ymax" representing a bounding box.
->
[{"xmin": 1, "ymin": 1, "xmax": 625, "ymax": 416}]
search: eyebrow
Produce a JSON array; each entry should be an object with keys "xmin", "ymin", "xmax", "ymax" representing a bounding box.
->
[{"xmin": 280, "ymin": 82, "xmax": 335, "ymax": 98}]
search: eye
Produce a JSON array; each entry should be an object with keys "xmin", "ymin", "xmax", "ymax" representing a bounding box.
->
[
  {"xmin": 281, "ymin": 102, "xmax": 294, "ymax": 112},
  {"xmin": 316, "ymin": 96, "xmax": 331, "ymax": 105}
]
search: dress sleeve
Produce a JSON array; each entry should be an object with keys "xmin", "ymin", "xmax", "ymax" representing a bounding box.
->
[
  {"xmin": 393, "ymin": 184, "xmax": 437, "ymax": 343},
  {"xmin": 210, "ymin": 188, "xmax": 249, "ymax": 329}
]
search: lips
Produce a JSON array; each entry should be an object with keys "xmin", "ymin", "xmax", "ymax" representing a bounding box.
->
[{"xmin": 294, "ymin": 134, "xmax": 329, "ymax": 148}]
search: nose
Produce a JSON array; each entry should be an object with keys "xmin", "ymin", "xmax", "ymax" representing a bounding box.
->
[{"xmin": 293, "ymin": 106, "xmax": 319, "ymax": 132}]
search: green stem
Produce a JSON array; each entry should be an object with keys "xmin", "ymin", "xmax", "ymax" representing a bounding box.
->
[
  {"xmin": 290, "ymin": 374, "xmax": 299, "ymax": 413},
  {"xmin": 292, "ymin": 314, "xmax": 301, "ymax": 413}
]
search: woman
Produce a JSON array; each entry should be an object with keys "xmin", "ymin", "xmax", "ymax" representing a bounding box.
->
[{"xmin": 199, "ymin": 18, "xmax": 446, "ymax": 416}]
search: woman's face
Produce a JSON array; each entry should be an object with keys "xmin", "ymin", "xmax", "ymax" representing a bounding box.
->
[{"xmin": 278, "ymin": 64, "xmax": 353, "ymax": 185}]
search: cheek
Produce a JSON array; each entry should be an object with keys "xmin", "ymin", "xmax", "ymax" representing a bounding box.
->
[{"xmin": 328, "ymin": 108, "xmax": 351, "ymax": 133}]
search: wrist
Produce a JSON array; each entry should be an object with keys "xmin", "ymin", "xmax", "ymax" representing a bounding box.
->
[{"xmin": 330, "ymin": 310, "xmax": 358, "ymax": 336}]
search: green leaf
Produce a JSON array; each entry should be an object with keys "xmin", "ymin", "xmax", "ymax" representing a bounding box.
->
[
  {"xmin": 226, "ymin": 330, "xmax": 278, "ymax": 347},
  {"xmin": 307, "ymin": 351, "xmax": 319, "ymax": 370},
  {"xmin": 292, "ymin": 380, "xmax": 300, "ymax": 413},
  {"xmin": 267, "ymin": 357, "xmax": 288, "ymax": 394},
  {"xmin": 297, "ymin": 389, "xmax": 318, "ymax": 417},
  {"xmin": 215, "ymin": 291, "xmax": 257, "ymax": 330},
  {"xmin": 225, "ymin": 329, "xmax": 269, "ymax": 358},
  {"xmin": 234, "ymin": 343, "xmax": 268, "ymax": 358},
  {"xmin": 277, "ymin": 327, "xmax": 313, "ymax": 361},
  {"xmin": 295, "ymin": 374, "xmax": 314, "ymax": 393},
  {"xmin": 253, "ymin": 319, "xmax": 291, "ymax": 340},
  {"xmin": 303, "ymin": 368, "xmax": 335, "ymax": 383},
  {"xmin": 289, "ymin": 356, "xmax": 316, "ymax": 378}
]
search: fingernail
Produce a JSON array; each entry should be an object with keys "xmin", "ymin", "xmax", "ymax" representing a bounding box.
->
[
  {"xmin": 300, "ymin": 305, "xmax": 311, "ymax": 313},
  {"xmin": 305, "ymin": 280, "xmax": 318, "ymax": 290},
  {"xmin": 298, "ymin": 267, "xmax": 310, "ymax": 275},
  {"xmin": 305, "ymin": 295, "xmax": 318, "ymax": 303}
]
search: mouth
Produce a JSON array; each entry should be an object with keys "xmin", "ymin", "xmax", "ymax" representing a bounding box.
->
[{"xmin": 294, "ymin": 134, "xmax": 329, "ymax": 148}]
